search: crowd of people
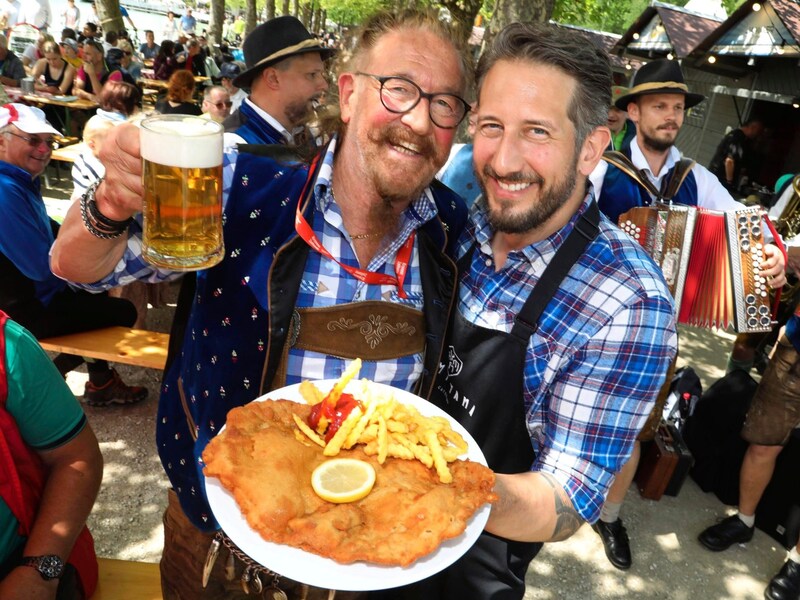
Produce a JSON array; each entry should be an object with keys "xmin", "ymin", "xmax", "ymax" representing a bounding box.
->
[{"xmin": 0, "ymin": 6, "xmax": 797, "ymax": 600}]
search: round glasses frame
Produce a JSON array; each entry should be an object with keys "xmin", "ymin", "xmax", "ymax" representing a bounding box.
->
[{"xmin": 355, "ymin": 72, "xmax": 469, "ymax": 130}]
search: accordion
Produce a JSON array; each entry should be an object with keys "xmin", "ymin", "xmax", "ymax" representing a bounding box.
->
[{"xmin": 618, "ymin": 204, "xmax": 779, "ymax": 333}]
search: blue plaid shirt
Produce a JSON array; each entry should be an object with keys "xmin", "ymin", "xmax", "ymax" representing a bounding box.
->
[
  {"xmin": 458, "ymin": 193, "xmax": 678, "ymax": 523},
  {"xmin": 70, "ymin": 137, "xmax": 436, "ymax": 392}
]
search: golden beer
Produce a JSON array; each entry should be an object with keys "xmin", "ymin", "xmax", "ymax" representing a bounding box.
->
[{"xmin": 140, "ymin": 116, "xmax": 224, "ymax": 270}]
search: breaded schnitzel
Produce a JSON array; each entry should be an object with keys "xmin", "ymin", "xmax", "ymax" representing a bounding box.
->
[{"xmin": 202, "ymin": 399, "xmax": 496, "ymax": 566}]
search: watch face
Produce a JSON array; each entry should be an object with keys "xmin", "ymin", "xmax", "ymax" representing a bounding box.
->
[
  {"xmin": 39, "ymin": 555, "xmax": 64, "ymax": 580},
  {"xmin": 24, "ymin": 555, "xmax": 65, "ymax": 580}
]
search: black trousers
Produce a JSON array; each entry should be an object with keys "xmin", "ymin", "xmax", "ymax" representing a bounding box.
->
[{"xmin": 9, "ymin": 287, "xmax": 138, "ymax": 379}]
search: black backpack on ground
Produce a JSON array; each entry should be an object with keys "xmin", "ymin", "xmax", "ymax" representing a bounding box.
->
[{"xmin": 683, "ymin": 369, "xmax": 757, "ymax": 505}]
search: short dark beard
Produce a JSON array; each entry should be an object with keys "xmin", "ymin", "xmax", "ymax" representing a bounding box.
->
[
  {"xmin": 641, "ymin": 131, "xmax": 675, "ymax": 153},
  {"xmin": 479, "ymin": 156, "xmax": 578, "ymax": 235},
  {"xmin": 285, "ymin": 95, "xmax": 318, "ymax": 128}
]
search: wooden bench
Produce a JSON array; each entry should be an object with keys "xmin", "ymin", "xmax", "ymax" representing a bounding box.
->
[
  {"xmin": 45, "ymin": 142, "xmax": 87, "ymax": 189},
  {"xmin": 93, "ymin": 557, "xmax": 162, "ymax": 599},
  {"xmin": 39, "ymin": 327, "xmax": 169, "ymax": 371}
]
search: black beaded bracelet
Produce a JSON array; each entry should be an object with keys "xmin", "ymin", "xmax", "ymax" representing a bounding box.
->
[{"xmin": 80, "ymin": 179, "xmax": 133, "ymax": 240}]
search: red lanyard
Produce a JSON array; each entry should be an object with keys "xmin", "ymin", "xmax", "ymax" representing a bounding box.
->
[{"xmin": 293, "ymin": 155, "xmax": 413, "ymax": 299}]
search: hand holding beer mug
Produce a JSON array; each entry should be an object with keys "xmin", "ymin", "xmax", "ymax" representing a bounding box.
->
[{"xmin": 140, "ymin": 115, "xmax": 224, "ymax": 270}]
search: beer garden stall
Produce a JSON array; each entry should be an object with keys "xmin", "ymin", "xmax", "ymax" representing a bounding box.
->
[
  {"xmin": 612, "ymin": 0, "xmax": 800, "ymax": 192},
  {"xmin": 552, "ymin": 22, "xmax": 644, "ymax": 83},
  {"xmin": 685, "ymin": 0, "xmax": 800, "ymax": 189}
]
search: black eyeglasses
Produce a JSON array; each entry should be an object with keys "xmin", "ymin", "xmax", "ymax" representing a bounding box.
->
[
  {"xmin": 207, "ymin": 100, "xmax": 233, "ymax": 110},
  {"xmin": 355, "ymin": 72, "xmax": 469, "ymax": 129},
  {"xmin": 6, "ymin": 131, "xmax": 56, "ymax": 150}
]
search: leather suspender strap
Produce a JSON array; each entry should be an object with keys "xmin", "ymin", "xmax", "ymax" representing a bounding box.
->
[
  {"xmin": 661, "ymin": 158, "xmax": 695, "ymax": 200},
  {"xmin": 603, "ymin": 151, "xmax": 696, "ymax": 203},
  {"xmin": 603, "ymin": 151, "xmax": 660, "ymax": 197},
  {"xmin": 510, "ymin": 202, "xmax": 601, "ymax": 343}
]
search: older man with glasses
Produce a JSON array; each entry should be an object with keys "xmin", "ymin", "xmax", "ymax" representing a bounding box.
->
[
  {"xmin": 51, "ymin": 9, "xmax": 472, "ymax": 597},
  {"xmin": 0, "ymin": 103, "xmax": 148, "ymax": 407},
  {"xmin": 200, "ymin": 85, "xmax": 231, "ymax": 123}
]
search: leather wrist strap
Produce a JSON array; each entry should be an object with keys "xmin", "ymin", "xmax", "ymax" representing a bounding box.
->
[{"xmin": 80, "ymin": 178, "xmax": 133, "ymax": 239}]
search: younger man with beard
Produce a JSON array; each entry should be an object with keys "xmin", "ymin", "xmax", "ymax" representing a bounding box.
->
[
  {"xmin": 222, "ymin": 15, "xmax": 332, "ymax": 147},
  {"xmin": 378, "ymin": 23, "xmax": 678, "ymax": 599},
  {"xmin": 587, "ymin": 59, "xmax": 786, "ymax": 571}
]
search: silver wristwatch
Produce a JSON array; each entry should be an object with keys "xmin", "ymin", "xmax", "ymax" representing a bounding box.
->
[{"xmin": 20, "ymin": 555, "xmax": 65, "ymax": 580}]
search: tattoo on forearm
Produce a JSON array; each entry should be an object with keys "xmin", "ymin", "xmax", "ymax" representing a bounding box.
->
[{"xmin": 540, "ymin": 473, "xmax": 583, "ymax": 542}]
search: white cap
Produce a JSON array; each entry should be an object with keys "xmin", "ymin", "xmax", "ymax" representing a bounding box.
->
[{"xmin": 0, "ymin": 103, "xmax": 61, "ymax": 136}]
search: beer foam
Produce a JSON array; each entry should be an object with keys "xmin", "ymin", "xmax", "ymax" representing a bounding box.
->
[{"xmin": 140, "ymin": 117, "xmax": 222, "ymax": 168}]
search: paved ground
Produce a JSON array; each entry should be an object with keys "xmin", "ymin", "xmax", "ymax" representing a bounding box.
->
[{"xmin": 42, "ymin": 175, "xmax": 791, "ymax": 598}]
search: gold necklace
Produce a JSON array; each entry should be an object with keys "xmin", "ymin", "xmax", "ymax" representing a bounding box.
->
[{"xmin": 350, "ymin": 231, "xmax": 384, "ymax": 240}]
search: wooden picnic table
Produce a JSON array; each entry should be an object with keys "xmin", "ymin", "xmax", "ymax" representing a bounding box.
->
[
  {"xmin": 139, "ymin": 75, "xmax": 210, "ymax": 90},
  {"xmin": 20, "ymin": 92, "xmax": 98, "ymax": 136}
]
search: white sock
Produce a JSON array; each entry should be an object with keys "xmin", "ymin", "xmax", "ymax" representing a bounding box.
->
[
  {"xmin": 788, "ymin": 546, "xmax": 800, "ymax": 564},
  {"xmin": 600, "ymin": 501, "xmax": 622, "ymax": 523},
  {"xmin": 737, "ymin": 511, "xmax": 755, "ymax": 528}
]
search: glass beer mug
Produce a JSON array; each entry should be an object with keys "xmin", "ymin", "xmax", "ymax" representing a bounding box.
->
[{"xmin": 140, "ymin": 115, "xmax": 224, "ymax": 271}]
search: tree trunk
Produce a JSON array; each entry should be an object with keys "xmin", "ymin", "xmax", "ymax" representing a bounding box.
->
[
  {"xmin": 485, "ymin": 0, "xmax": 554, "ymax": 48},
  {"xmin": 245, "ymin": 0, "xmax": 257, "ymax": 35},
  {"xmin": 312, "ymin": 5, "xmax": 321, "ymax": 33},
  {"xmin": 265, "ymin": 0, "xmax": 275, "ymax": 21},
  {"xmin": 292, "ymin": 0, "xmax": 299, "ymax": 18},
  {"xmin": 301, "ymin": 1, "xmax": 312, "ymax": 29},
  {"xmin": 439, "ymin": 0, "xmax": 482, "ymax": 45},
  {"xmin": 281, "ymin": 0, "xmax": 290, "ymax": 17},
  {"xmin": 208, "ymin": 0, "xmax": 224, "ymax": 48},
  {"xmin": 95, "ymin": 0, "xmax": 124, "ymax": 35}
]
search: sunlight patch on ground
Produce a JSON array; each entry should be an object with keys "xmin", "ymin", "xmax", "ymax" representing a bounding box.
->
[
  {"xmin": 723, "ymin": 573, "xmax": 770, "ymax": 599},
  {"xmin": 119, "ymin": 523, "xmax": 165, "ymax": 563},
  {"xmin": 65, "ymin": 370, "xmax": 89, "ymax": 397},
  {"xmin": 655, "ymin": 532, "xmax": 680, "ymax": 552}
]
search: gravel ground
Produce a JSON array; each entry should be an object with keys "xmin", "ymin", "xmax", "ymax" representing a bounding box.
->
[{"xmin": 43, "ymin": 179, "xmax": 790, "ymax": 598}]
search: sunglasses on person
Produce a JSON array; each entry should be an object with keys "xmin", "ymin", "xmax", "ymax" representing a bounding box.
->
[
  {"xmin": 207, "ymin": 100, "xmax": 233, "ymax": 110},
  {"xmin": 6, "ymin": 131, "xmax": 56, "ymax": 150}
]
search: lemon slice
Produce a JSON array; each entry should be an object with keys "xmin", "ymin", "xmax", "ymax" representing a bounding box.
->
[{"xmin": 311, "ymin": 458, "xmax": 376, "ymax": 503}]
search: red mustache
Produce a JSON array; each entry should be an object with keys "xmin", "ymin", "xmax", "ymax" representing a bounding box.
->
[{"xmin": 371, "ymin": 125, "xmax": 436, "ymax": 159}]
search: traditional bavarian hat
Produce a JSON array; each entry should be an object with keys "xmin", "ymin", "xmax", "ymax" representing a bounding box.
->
[
  {"xmin": 232, "ymin": 16, "xmax": 335, "ymax": 89},
  {"xmin": 615, "ymin": 59, "xmax": 705, "ymax": 110},
  {"xmin": 610, "ymin": 85, "xmax": 628, "ymax": 107}
]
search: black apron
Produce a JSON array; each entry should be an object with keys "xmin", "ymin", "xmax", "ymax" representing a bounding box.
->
[{"xmin": 372, "ymin": 202, "xmax": 600, "ymax": 600}]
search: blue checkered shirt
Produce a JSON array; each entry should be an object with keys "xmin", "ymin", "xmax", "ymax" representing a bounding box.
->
[
  {"xmin": 458, "ymin": 192, "xmax": 678, "ymax": 523},
  {"xmin": 69, "ymin": 137, "xmax": 437, "ymax": 392}
]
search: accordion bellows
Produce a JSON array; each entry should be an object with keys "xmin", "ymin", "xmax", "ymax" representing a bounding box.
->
[{"xmin": 619, "ymin": 204, "xmax": 775, "ymax": 333}]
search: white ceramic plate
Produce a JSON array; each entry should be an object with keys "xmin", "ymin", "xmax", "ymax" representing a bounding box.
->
[
  {"xmin": 53, "ymin": 95, "xmax": 77, "ymax": 102},
  {"xmin": 205, "ymin": 379, "xmax": 491, "ymax": 591}
]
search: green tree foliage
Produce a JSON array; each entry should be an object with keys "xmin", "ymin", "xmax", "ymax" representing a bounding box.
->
[
  {"xmin": 553, "ymin": 0, "xmax": 647, "ymax": 33},
  {"xmin": 320, "ymin": 0, "xmax": 388, "ymax": 26},
  {"xmin": 553, "ymin": 0, "xmax": 735, "ymax": 34}
]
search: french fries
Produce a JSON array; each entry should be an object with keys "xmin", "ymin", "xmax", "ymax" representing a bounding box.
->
[{"xmin": 296, "ymin": 364, "xmax": 468, "ymax": 484}]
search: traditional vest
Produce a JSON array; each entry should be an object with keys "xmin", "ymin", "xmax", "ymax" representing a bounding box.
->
[
  {"xmin": 0, "ymin": 311, "xmax": 97, "ymax": 596},
  {"xmin": 233, "ymin": 101, "xmax": 286, "ymax": 145},
  {"xmin": 156, "ymin": 147, "xmax": 466, "ymax": 531},
  {"xmin": 598, "ymin": 147, "xmax": 698, "ymax": 223}
]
